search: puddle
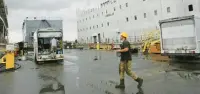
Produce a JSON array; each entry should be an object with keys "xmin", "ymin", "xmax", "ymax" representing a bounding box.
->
[
  {"xmin": 163, "ymin": 61, "xmax": 200, "ymax": 81},
  {"xmin": 141, "ymin": 54, "xmax": 170, "ymax": 62},
  {"xmin": 30, "ymin": 67, "xmax": 39, "ymax": 70},
  {"xmin": 177, "ymin": 71, "xmax": 200, "ymax": 80},
  {"xmin": 165, "ymin": 69, "xmax": 185, "ymax": 73},
  {"xmin": 63, "ymin": 60, "xmax": 79, "ymax": 73},
  {"xmin": 86, "ymin": 80, "xmax": 144, "ymax": 94},
  {"xmin": 86, "ymin": 82, "xmax": 115, "ymax": 94},
  {"xmin": 64, "ymin": 66, "xmax": 79, "ymax": 73},
  {"xmin": 108, "ymin": 80, "xmax": 118, "ymax": 85},
  {"xmin": 39, "ymin": 82, "xmax": 65, "ymax": 94},
  {"xmin": 39, "ymin": 74, "xmax": 57, "ymax": 81},
  {"xmin": 64, "ymin": 55, "xmax": 79, "ymax": 61},
  {"xmin": 165, "ymin": 68, "xmax": 200, "ymax": 81},
  {"xmin": 39, "ymin": 74, "xmax": 65, "ymax": 94},
  {"xmin": 63, "ymin": 61, "xmax": 75, "ymax": 66}
]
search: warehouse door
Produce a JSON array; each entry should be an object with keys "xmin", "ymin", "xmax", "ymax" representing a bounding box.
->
[
  {"xmin": 98, "ymin": 33, "xmax": 101, "ymax": 43},
  {"xmin": 93, "ymin": 36, "xmax": 97, "ymax": 43}
]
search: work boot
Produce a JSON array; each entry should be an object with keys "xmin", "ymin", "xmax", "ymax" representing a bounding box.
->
[
  {"xmin": 115, "ymin": 79, "xmax": 125, "ymax": 88},
  {"xmin": 135, "ymin": 77, "xmax": 143, "ymax": 88}
]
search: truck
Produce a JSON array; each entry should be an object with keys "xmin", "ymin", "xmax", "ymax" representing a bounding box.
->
[
  {"xmin": 22, "ymin": 18, "xmax": 63, "ymax": 50},
  {"xmin": 159, "ymin": 15, "xmax": 200, "ymax": 59},
  {"xmin": 33, "ymin": 28, "xmax": 64, "ymax": 63}
]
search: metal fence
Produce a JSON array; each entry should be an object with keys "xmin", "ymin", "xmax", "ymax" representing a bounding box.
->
[{"xmin": 78, "ymin": 34, "xmax": 160, "ymax": 44}]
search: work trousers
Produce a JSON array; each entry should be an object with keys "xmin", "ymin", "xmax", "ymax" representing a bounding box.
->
[{"xmin": 119, "ymin": 60, "xmax": 138, "ymax": 80}]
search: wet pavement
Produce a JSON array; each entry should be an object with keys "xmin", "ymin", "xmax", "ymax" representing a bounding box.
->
[{"xmin": 0, "ymin": 49, "xmax": 200, "ymax": 94}]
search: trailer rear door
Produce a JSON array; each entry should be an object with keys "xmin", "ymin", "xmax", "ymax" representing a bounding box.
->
[{"xmin": 160, "ymin": 19, "xmax": 196, "ymax": 50}]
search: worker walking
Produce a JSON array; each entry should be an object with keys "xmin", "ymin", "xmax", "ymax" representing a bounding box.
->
[{"xmin": 115, "ymin": 32, "xmax": 143, "ymax": 89}]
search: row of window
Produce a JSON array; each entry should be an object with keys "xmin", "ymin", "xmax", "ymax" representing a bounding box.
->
[
  {"xmin": 100, "ymin": 0, "xmax": 147, "ymax": 8},
  {"xmin": 125, "ymin": 10, "xmax": 158, "ymax": 21},
  {"xmin": 78, "ymin": 4, "xmax": 194, "ymax": 23},
  {"xmin": 77, "ymin": 6, "xmax": 178, "ymax": 32},
  {"xmin": 78, "ymin": 2, "xmax": 129, "ymax": 23},
  {"xmin": 100, "ymin": 0, "xmax": 117, "ymax": 7},
  {"xmin": 78, "ymin": 4, "xmax": 194, "ymax": 32},
  {"xmin": 78, "ymin": 22, "xmax": 110, "ymax": 32}
]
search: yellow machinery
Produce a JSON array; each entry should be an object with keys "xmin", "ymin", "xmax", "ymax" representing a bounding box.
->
[
  {"xmin": 0, "ymin": 44, "xmax": 15, "ymax": 70},
  {"xmin": 148, "ymin": 40, "xmax": 161, "ymax": 54},
  {"xmin": 96, "ymin": 42, "xmax": 100, "ymax": 50},
  {"xmin": 142, "ymin": 30, "xmax": 161, "ymax": 54}
]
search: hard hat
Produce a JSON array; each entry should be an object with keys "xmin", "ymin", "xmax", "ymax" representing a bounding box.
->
[{"xmin": 120, "ymin": 32, "xmax": 128, "ymax": 38}]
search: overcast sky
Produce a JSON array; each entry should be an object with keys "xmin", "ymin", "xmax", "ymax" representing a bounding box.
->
[{"xmin": 5, "ymin": 0, "xmax": 102, "ymax": 43}]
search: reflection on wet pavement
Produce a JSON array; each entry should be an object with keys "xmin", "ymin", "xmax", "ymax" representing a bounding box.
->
[
  {"xmin": 39, "ymin": 82, "xmax": 65, "ymax": 94},
  {"xmin": 142, "ymin": 54, "xmax": 170, "ymax": 62},
  {"xmin": 1, "ymin": 50, "xmax": 200, "ymax": 94},
  {"xmin": 38, "ymin": 68, "xmax": 65, "ymax": 94}
]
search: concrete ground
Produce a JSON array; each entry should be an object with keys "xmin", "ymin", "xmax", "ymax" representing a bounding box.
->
[{"xmin": 0, "ymin": 49, "xmax": 200, "ymax": 94}]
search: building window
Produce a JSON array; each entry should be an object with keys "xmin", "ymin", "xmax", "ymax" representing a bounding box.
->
[
  {"xmin": 167, "ymin": 7, "xmax": 171, "ymax": 13},
  {"xmin": 114, "ymin": 7, "xmax": 116, "ymax": 11},
  {"xmin": 93, "ymin": 15, "xmax": 95, "ymax": 18},
  {"xmin": 144, "ymin": 13, "xmax": 146, "ymax": 18},
  {"xmin": 154, "ymin": 10, "xmax": 157, "ymax": 15},
  {"xmin": 86, "ymin": 18, "xmax": 87, "ymax": 20},
  {"xmin": 126, "ymin": 3, "xmax": 128, "ymax": 7},
  {"xmin": 102, "ymin": 23, "xmax": 103, "ymax": 27},
  {"xmin": 126, "ymin": 17, "xmax": 129, "ymax": 22},
  {"xmin": 107, "ymin": 22, "xmax": 109, "ymax": 26},
  {"xmin": 90, "ymin": 27, "xmax": 91, "ymax": 30},
  {"xmin": 134, "ymin": 16, "xmax": 137, "ymax": 20},
  {"xmin": 188, "ymin": 5, "xmax": 193, "ymax": 11},
  {"xmin": 143, "ymin": 0, "xmax": 145, "ymax": 1},
  {"xmin": 93, "ymin": 26, "xmax": 95, "ymax": 29},
  {"xmin": 97, "ymin": 25, "xmax": 98, "ymax": 28},
  {"xmin": 106, "ymin": 10, "xmax": 108, "ymax": 14},
  {"xmin": 120, "ymin": 5, "xmax": 122, "ymax": 9}
]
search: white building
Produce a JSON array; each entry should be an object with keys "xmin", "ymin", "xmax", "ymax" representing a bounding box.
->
[{"xmin": 77, "ymin": 0, "xmax": 200, "ymax": 44}]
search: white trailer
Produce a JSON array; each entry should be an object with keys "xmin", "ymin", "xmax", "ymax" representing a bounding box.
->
[
  {"xmin": 33, "ymin": 28, "xmax": 64, "ymax": 63},
  {"xmin": 159, "ymin": 15, "xmax": 200, "ymax": 58}
]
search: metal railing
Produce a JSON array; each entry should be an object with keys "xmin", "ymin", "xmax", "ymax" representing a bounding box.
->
[{"xmin": 78, "ymin": 35, "xmax": 160, "ymax": 44}]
